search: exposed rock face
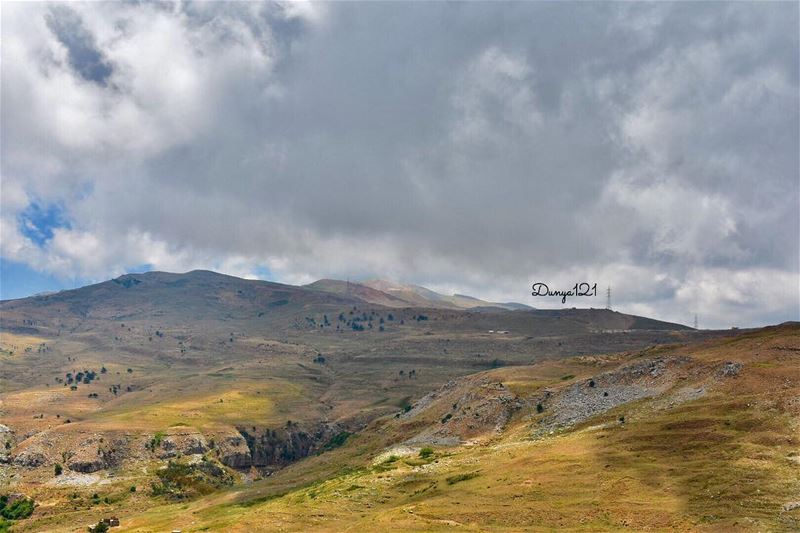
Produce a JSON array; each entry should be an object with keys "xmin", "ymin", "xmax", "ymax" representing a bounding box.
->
[
  {"xmin": 13, "ymin": 446, "xmax": 48, "ymax": 468},
  {"xmin": 541, "ymin": 356, "xmax": 692, "ymax": 430},
  {"xmin": 238, "ymin": 425, "xmax": 332, "ymax": 468},
  {"xmin": 157, "ymin": 431, "xmax": 209, "ymax": 459},
  {"xmin": 403, "ymin": 377, "xmax": 525, "ymax": 446},
  {"xmin": 68, "ymin": 445, "xmax": 106, "ymax": 473},
  {"xmin": 533, "ymin": 356, "xmax": 745, "ymax": 434},
  {"xmin": 67, "ymin": 435, "xmax": 126, "ymax": 473},
  {"xmin": 215, "ymin": 424, "xmax": 337, "ymax": 470},
  {"xmin": 217, "ymin": 434, "xmax": 252, "ymax": 469},
  {"xmin": 0, "ymin": 424, "xmax": 13, "ymax": 463}
]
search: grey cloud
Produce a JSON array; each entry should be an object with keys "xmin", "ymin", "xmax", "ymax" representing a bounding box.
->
[
  {"xmin": 45, "ymin": 5, "xmax": 113, "ymax": 85},
  {"xmin": 1, "ymin": 1, "xmax": 797, "ymax": 328}
]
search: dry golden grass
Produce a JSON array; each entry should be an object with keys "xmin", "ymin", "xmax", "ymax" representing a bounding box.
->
[
  {"xmin": 44, "ymin": 324, "xmax": 793, "ymax": 533},
  {"xmin": 0, "ymin": 332, "xmax": 48, "ymax": 357}
]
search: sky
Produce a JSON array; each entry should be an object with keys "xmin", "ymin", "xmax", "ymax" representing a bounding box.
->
[{"xmin": 1, "ymin": 1, "xmax": 798, "ymax": 329}]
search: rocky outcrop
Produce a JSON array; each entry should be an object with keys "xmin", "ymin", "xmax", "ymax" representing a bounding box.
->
[
  {"xmin": 0, "ymin": 424, "xmax": 14, "ymax": 463},
  {"xmin": 534, "ymin": 356, "xmax": 745, "ymax": 433},
  {"xmin": 404, "ymin": 378, "xmax": 524, "ymax": 446},
  {"xmin": 217, "ymin": 434, "xmax": 251, "ymax": 469},
  {"xmin": 67, "ymin": 446, "xmax": 105, "ymax": 473},
  {"xmin": 12, "ymin": 446, "xmax": 48, "ymax": 468},
  {"xmin": 67, "ymin": 435, "xmax": 126, "ymax": 473},
  {"xmin": 717, "ymin": 361, "xmax": 743, "ymax": 377},
  {"xmin": 215, "ymin": 424, "xmax": 337, "ymax": 470},
  {"xmin": 540, "ymin": 356, "xmax": 692, "ymax": 430},
  {"xmin": 238, "ymin": 425, "xmax": 334, "ymax": 468},
  {"xmin": 157, "ymin": 431, "xmax": 209, "ymax": 459}
]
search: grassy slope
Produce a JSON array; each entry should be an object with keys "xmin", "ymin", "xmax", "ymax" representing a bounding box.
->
[{"xmin": 66, "ymin": 324, "xmax": 798, "ymax": 533}]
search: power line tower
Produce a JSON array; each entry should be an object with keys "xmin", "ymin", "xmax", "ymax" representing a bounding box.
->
[
  {"xmin": 606, "ymin": 286, "xmax": 611, "ymax": 310},
  {"xmin": 694, "ymin": 314, "xmax": 698, "ymax": 329}
]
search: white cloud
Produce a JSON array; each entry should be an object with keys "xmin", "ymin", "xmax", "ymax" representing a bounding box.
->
[{"xmin": 1, "ymin": 1, "xmax": 797, "ymax": 327}]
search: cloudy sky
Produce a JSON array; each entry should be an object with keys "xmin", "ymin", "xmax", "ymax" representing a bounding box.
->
[{"xmin": 1, "ymin": 1, "xmax": 798, "ymax": 328}]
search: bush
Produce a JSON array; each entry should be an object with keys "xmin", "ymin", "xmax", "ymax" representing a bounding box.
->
[
  {"xmin": 54, "ymin": 463, "xmax": 63, "ymax": 476},
  {"xmin": 151, "ymin": 461, "xmax": 232, "ymax": 500},
  {"xmin": 90, "ymin": 521, "xmax": 109, "ymax": 532},
  {"xmin": 320, "ymin": 431, "xmax": 351, "ymax": 452},
  {"xmin": 0, "ymin": 496, "xmax": 35, "ymax": 520},
  {"xmin": 148, "ymin": 431, "xmax": 165, "ymax": 451},
  {"xmin": 419, "ymin": 447, "xmax": 434, "ymax": 459},
  {"xmin": 536, "ymin": 403, "xmax": 544, "ymax": 414},
  {"xmin": 445, "ymin": 471, "xmax": 480, "ymax": 485}
]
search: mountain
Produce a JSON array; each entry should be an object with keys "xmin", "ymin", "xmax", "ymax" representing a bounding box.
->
[
  {"xmin": 303, "ymin": 279, "xmax": 411, "ymax": 308},
  {"xmin": 1, "ymin": 269, "xmax": 747, "ymax": 532},
  {"xmin": 1, "ymin": 270, "xmax": 686, "ymax": 339},
  {"xmin": 307, "ymin": 277, "xmax": 533, "ymax": 311}
]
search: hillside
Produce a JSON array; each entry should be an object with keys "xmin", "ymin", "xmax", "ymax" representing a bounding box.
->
[
  {"xmin": 88, "ymin": 323, "xmax": 800, "ymax": 532},
  {"xmin": 0, "ymin": 270, "xmax": 757, "ymax": 532}
]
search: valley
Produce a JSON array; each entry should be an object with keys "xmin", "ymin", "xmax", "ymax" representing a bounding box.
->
[{"xmin": 0, "ymin": 271, "xmax": 797, "ymax": 532}]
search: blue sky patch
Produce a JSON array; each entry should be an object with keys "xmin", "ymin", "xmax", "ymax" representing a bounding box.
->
[
  {"xmin": 18, "ymin": 201, "xmax": 71, "ymax": 246},
  {"xmin": 0, "ymin": 259, "xmax": 76, "ymax": 300}
]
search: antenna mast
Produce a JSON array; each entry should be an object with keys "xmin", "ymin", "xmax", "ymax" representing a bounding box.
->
[
  {"xmin": 694, "ymin": 314, "xmax": 698, "ymax": 329},
  {"xmin": 606, "ymin": 286, "xmax": 611, "ymax": 310}
]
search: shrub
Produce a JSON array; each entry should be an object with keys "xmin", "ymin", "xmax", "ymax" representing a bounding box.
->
[
  {"xmin": 54, "ymin": 463, "xmax": 63, "ymax": 476},
  {"xmin": 90, "ymin": 521, "xmax": 109, "ymax": 532},
  {"xmin": 151, "ymin": 461, "xmax": 232, "ymax": 500},
  {"xmin": 320, "ymin": 431, "xmax": 351, "ymax": 452},
  {"xmin": 419, "ymin": 447, "xmax": 434, "ymax": 459},
  {"xmin": 536, "ymin": 403, "xmax": 544, "ymax": 414},
  {"xmin": 446, "ymin": 471, "xmax": 480, "ymax": 485},
  {"xmin": 148, "ymin": 431, "xmax": 165, "ymax": 451},
  {"xmin": 0, "ymin": 496, "xmax": 35, "ymax": 520}
]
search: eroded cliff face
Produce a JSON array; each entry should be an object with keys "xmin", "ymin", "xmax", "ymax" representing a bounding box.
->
[
  {"xmin": 216, "ymin": 433, "xmax": 252, "ymax": 469},
  {"xmin": 227, "ymin": 424, "xmax": 339, "ymax": 469}
]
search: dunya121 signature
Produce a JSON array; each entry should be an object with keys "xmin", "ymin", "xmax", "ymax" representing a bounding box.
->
[{"xmin": 531, "ymin": 282, "xmax": 597, "ymax": 304}]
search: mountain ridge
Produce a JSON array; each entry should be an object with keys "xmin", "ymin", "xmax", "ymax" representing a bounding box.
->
[{"xmin": 0, "ymin": 270, "xmax": 693, "ymax": 334}]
